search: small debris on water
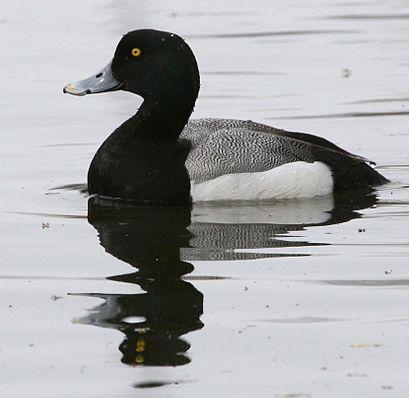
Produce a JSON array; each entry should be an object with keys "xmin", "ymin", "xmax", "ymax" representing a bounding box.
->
[
  {"xmin": 350, "ymin": 343, "xmax": 381, "ymax": 348},
  {"xmin": 381, "ymin": 385, "xmax": 394, "ymax": 390},
  {"xmin": 384, "ymin": 269, "xmax": 393, "ymax": 275},
  {"xmin": 51, "ymin": 295, "xmax": 62, "ymax": 301},
  {"xmin": 347, "ymin": 373, "xmax": 367, "ymax": 378},
  {"xmin": 342, "ymin": 68, "xmax": 351, "ymax": 78},
  {"xmin": 358, "ymin": 228, "xmax": 365, "ymax": 233},
  {"xmin": 42, "ymin": 222, "xmax": 50, "ymax": 229}
]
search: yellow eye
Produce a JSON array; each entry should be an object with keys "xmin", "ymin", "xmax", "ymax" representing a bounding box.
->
[
  {"xmin": 131, "ymin": 48, "xmax": 142, "ymax": 57},
  {"xmin": 135, "ymin": 355, "xmax": 144, "ymax": 364}
]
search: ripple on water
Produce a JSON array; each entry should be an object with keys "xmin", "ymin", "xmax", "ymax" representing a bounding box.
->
[
  {"xmin": 274, "ymin": 110, "xmax": 409, "ymax": 120},
  {"xmin": 186, "ymin": 29, "xmax": 357, "ymax": 39}
]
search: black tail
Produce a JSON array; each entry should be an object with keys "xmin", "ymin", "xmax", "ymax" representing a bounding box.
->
[{"xmin": 312, "ymin": 147, "xmax": 389, "ymax": 192}]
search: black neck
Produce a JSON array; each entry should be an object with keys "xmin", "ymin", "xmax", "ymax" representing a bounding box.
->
[
  {"xmin": 142, "ymin": 95, "xmax": 194, "ymax": 138},
  {"xmin": 120, "ymin": 87, "xmax": 197, "ymax": 143}
]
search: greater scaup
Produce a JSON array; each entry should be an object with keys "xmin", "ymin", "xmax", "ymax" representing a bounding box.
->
[{"xmin": 64, "ymin": 29, "xmax": 388, "ymax": 205}]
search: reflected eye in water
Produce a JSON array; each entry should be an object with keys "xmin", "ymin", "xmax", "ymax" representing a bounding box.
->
[
  {"xmin": 135, "ymin": 355, "xmax": 144, "ymax": 365},
  {"xmin": 135, "ymin": 337, "xmax": 146, "ymax": 352},
  {"xmin": 72, "ymin": 190, "xmax": 378, "ymax": 368}
]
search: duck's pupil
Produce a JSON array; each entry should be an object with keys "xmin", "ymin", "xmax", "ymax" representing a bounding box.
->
[
  {"xmin": 132, "ymin": 48, "xmax": 141, "ymax": 57},
  {"xmin": 95, "ymin": 72, "xmax": 103, "ymax": 78}
]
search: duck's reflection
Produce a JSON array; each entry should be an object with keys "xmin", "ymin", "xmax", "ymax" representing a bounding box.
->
[
  {"xmin": 185, "ymin": 191, "xmax": 377, "ymax": 260},
  {"xmin": 78, "ymin": 200, "xmax": 202, "ymax": 366},
  {"xmin": 88, "ymin": 201, "xmax": 193, "ymax": 279},
  {"xmin": 77, "ymin": 191, "xmax": 377, "ymax": 367},
  {"xmin": 79, "ymin": 276, "xmax": 203, "ymax": 366}
]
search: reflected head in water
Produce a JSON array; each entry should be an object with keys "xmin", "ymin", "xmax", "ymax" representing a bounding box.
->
[{"xmin": 75, "ymin": 276, "xmax": 203, "ymax": 367}]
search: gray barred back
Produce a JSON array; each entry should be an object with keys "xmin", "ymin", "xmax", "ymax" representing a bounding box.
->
[{"xmin": 181, "ymin": 118, "xmax": 316, "ymax": 182}]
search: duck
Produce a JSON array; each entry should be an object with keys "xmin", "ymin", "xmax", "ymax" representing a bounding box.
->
[{"xmin": 64, "ymin": 29, "xmax": 388, "ymax": 206}]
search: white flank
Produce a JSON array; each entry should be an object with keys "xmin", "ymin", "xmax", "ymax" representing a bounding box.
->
[{"xmin": 191, "ymin": 161, "xmax": 333, "ymax": 202}]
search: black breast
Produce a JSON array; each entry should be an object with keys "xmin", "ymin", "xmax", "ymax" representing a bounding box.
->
[{"xmin": 88, "ymin": 128, "xmax": 192, "ymax": 205}]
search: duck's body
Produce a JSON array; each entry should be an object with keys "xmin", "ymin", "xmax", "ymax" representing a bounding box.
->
[
  {"xmin": 64, "ymin": 29, "xmax": 388, "ymax": 205},
  {"xmin": 182, "ymin": 118, "xmax": 386, "ymax": 201}
]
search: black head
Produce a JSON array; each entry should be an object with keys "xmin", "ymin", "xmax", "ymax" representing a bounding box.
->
[{"xmin": 112, "ymin": 30, "xmax": 200, "ymax": 101}]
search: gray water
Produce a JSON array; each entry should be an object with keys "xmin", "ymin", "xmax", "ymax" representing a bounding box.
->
[{"xmin": 1, "ymin": 1, "xmax": 409, "ymax": 397}]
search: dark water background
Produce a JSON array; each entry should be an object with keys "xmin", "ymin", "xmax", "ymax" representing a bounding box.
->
[{"xmin": 1, "ymin": 1, "xmax": 409, "ymax": 397}]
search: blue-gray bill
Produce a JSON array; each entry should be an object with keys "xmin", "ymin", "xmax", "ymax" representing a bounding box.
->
[{"xmin": 63, "ymin": 61, "xmax": 122, "ymax": 96}]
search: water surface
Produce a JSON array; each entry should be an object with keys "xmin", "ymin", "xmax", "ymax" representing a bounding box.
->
[{"xmin": 1, "ymin": 1, "xmax": 409, "ymax": 397}]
